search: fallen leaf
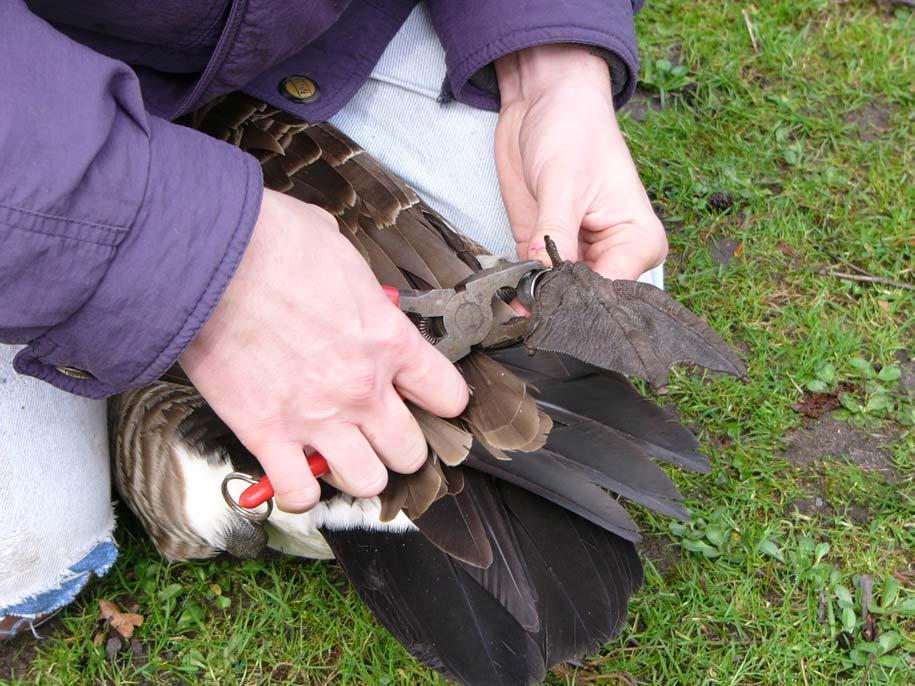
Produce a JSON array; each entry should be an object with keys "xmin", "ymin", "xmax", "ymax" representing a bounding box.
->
[
  {"xmin": 776, "ymin": 241, "xmax": 799, "ymax": 258},
  {"xmin": 99, "ymin": 599, "xmax": 144, "ymax": 639}
]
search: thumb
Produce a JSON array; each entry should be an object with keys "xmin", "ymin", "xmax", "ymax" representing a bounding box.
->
[{"xmin": 525, "ymin": 191, "xmax": 582, "ymax": 267}]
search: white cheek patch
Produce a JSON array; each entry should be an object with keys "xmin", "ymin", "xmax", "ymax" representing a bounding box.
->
[{"xmin": 175, "ymin": 443, "xmax": 239, "ymax": 550}]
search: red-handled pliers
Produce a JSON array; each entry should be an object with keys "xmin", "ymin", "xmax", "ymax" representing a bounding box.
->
[{"xmin": 224, "ymin": 259, "xmax": 545, "ymax": 518}]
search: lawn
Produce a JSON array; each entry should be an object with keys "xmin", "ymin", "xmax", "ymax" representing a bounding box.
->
[{"xmin": 2, "ymin": 1, "xmax": 913, "ymax": 684}]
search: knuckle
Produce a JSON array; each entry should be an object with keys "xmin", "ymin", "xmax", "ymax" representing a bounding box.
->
[
  {"xmin": 341, "ymin": 363, "xmax": 380, "ymax": 404},
  {"xmin": 347, "ymin": 467, "xmax": 388, "ymax": 498},
  {"xmin": 647, "ymin": 221, "xmax": 669, "ymax": 265},
  {"xmin": 375, "ymin": 316, "xmax": 415, "ymax": 355}
]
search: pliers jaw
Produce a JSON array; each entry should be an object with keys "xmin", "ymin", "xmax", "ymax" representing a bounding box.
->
[{"xmin": 397, "ymin": 259, "xmax": 546, "ymax": 361}]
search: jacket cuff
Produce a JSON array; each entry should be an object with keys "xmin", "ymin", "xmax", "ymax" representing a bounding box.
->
[
  {"xmin": 14, "ymin": 117, "xmax": 263, "ymax": 398},
  {"xmin": 428, "ymin": 0, "xmax": 640, "ymax": 111}
]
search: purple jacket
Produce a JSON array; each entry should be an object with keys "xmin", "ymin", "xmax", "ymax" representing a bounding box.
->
[{"xmin": 1, "ymin": 0, "xmax": 643, "ymax": 398}]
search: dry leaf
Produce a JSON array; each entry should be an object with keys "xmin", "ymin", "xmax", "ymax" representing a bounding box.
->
[{"xmin": 98, "ymin": 599, "xmax": 144, "ymax": 639}]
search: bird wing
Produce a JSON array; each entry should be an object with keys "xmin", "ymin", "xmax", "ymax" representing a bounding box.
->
[{"xmin": 526, "ymin": 260, "xmax": 747, "ymax": 387}]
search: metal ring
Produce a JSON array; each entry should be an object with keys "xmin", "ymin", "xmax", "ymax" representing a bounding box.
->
[
  {"xmin": 516, "ymin": 268, "xmax": 547, "ymax": 310},
  {"xmin": 221, "ymin": 472, "xmax": 273, "ymax": 522}
]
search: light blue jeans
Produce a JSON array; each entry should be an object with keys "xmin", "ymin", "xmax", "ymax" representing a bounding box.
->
[{"xmin": 0, "ymin": 4, "xmax": 661, "ymax": 633}]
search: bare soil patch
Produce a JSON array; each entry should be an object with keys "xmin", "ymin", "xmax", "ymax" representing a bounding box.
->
[
  {"xmin": 0, "ymin": 616, "xmax": 62, "ymax": 681},
  {"xmin": 781, "ymin": 416, "xmax": 896, "ymax": 475},
  {"xmin": 626, "ymin": 88, "xmax": 664, "ymax": 122},
  {"xmin": 895, "ymin": 348, "xmax": 914, "ymax": 398},
  {"xmin": 639, "ymin": 534, "xmax": 683, "ymax": 578},
  {"xmin": 845, "ymin": 101, "xmax": 898, "ymax": 142}
]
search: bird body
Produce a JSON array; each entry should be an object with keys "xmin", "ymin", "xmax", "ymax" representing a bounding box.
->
[{"xmin": 111, "ymin": 92, "xmax": 745, "ymax": 686}]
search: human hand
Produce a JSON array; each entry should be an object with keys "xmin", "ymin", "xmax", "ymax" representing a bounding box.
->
[
  {"xmin": 494, "ymin": 44, "xmax": 667, "ymax": 280},
  {"xmin": 179, "ymin": 189, "xmax": 469, "ymax": 512}
]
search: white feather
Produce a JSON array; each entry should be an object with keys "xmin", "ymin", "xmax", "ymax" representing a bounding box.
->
[{"xmin": 175, "ymin": 443, "xmax": 237, "ymax": 550}]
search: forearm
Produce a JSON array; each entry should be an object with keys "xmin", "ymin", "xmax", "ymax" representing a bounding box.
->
[{"xmin": 0, "ymin": 1, "xmax": 262, "ymax": 398}]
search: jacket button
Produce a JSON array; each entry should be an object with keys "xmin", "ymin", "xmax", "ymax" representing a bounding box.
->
[
  {"xmin": 279, "ymin": 75, "xmax": 320, "ymax": 104},
  {"xmin": 55, "ymin": 365, "xmax": 95, "ymax": 380}
]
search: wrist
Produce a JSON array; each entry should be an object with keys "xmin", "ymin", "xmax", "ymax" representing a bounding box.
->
[{"xmin": 495, "ymin": 44, "xmax": 612, "ymax": 108}]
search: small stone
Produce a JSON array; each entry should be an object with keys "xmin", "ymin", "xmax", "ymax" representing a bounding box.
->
[{"xmin": 105, "ymin": 636, "xmax": 122, "ymax": 661}]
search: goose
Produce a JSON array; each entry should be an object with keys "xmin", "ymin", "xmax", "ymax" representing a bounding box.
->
[{"xmin": 110, "ymin": 92, "xmax": 745, "ymax": 686}]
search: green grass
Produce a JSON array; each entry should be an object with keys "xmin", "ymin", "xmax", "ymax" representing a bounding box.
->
[{"xmin": 3, "ymin": 1, "xmax": 913, "ymax": 684}]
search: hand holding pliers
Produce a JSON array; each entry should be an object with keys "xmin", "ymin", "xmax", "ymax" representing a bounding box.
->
[{"xmin": 223, "ymin": 258, "xmax": 546, "ymax": 517}]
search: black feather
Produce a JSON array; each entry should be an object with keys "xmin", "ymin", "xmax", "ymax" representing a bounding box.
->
[
  {"xmin": 488, "ymin": 347, "xmax": 710, "ymax": 473},
  {"xmin": 323, "ymin": 528, "xmax": 544, "ymax": 686},
  {"xmin": 322, "ymin": 474, "xmax": 641, "ymax": 686},
  {"xmin": 465, "ymin": 447, "xmax": 641, "ymax": 542},
  {"xmin": 411, "ymin": 483, "xmax": 493, "ymax": 568},
  {"xmin": 460, "ymin": 471, "xmax": 539, "ymax": 632}
]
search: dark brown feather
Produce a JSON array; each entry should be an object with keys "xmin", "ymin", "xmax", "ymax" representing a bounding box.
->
[
  {"xmin": 460, "ymin": 353, "xmax": 546, "ymax": 452},
  {"xmin": 412, "ymin": 407, "xmax": 472, "ymax": 467}
]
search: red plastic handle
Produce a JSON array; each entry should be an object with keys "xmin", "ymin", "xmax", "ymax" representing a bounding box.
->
[
  {"xmin": 382, "ymin": 284, "xmax": 400, "ymax": 307},
  {"xmin": 238, "ymin": 452, "xmax": 329, "ymax": 509}
]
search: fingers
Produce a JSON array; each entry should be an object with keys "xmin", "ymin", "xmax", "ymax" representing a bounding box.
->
[
  {"xmin": 526, "ymin": 178, "xmax": 582, "ymax": 267},
  {"xmin": 359, "ymin": 388, "xmax": 428, "ymax": 474},
  {"xmin": 587, "ymin": 219, "xmax": 668, "ymax": 281},
  {"xmin": 310, "ymin": 425, "xmax": 388, "ymax": 498},
  {"xmin": 256, "ymin": 442, "xmax": 321, "ymax": 514},
  {"xmin": 393, "ymin": 326, "xmax": 469, "ymax": 418}
]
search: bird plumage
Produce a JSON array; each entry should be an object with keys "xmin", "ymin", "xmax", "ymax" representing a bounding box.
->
[{"xmin": 110, "ymin": 92, "xmax": 744, "ymax": 686}]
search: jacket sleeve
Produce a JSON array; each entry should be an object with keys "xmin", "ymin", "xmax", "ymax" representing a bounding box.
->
[
  {"xmin": 426, "ymin": 0, "xmax": 644, "ymax": 110},
  {"xmin": 0, "ymin": 1, "xmax": 263, "ymax": 399}
]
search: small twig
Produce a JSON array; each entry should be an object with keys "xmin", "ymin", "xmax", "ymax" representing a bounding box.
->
[
  {"xmin": 742, "ymin": 10, "xmax": 759, "ymax": 53},
  {"xmin": 859, "ymin": 654, "xmax": 876, "ymax": 686},
  {"xmin": 819, "ymin": 268, "xmax": 915, "ymax": 291},
  {"xmin": 846, "ymin": 262, "xmax": 876, "ymax": 278},
  {"xmin": 860, "ymin": 575, "xmax": 873, "ymax": 624},
  {"xmin": 800, "ymin": 657, "xmax": 810, "ymax": 686}
]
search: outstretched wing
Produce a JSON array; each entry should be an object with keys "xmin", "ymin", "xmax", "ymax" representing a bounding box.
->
[{"xmin": 526, "ymin": 260, "xmax": 747, "ymax": 387}]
